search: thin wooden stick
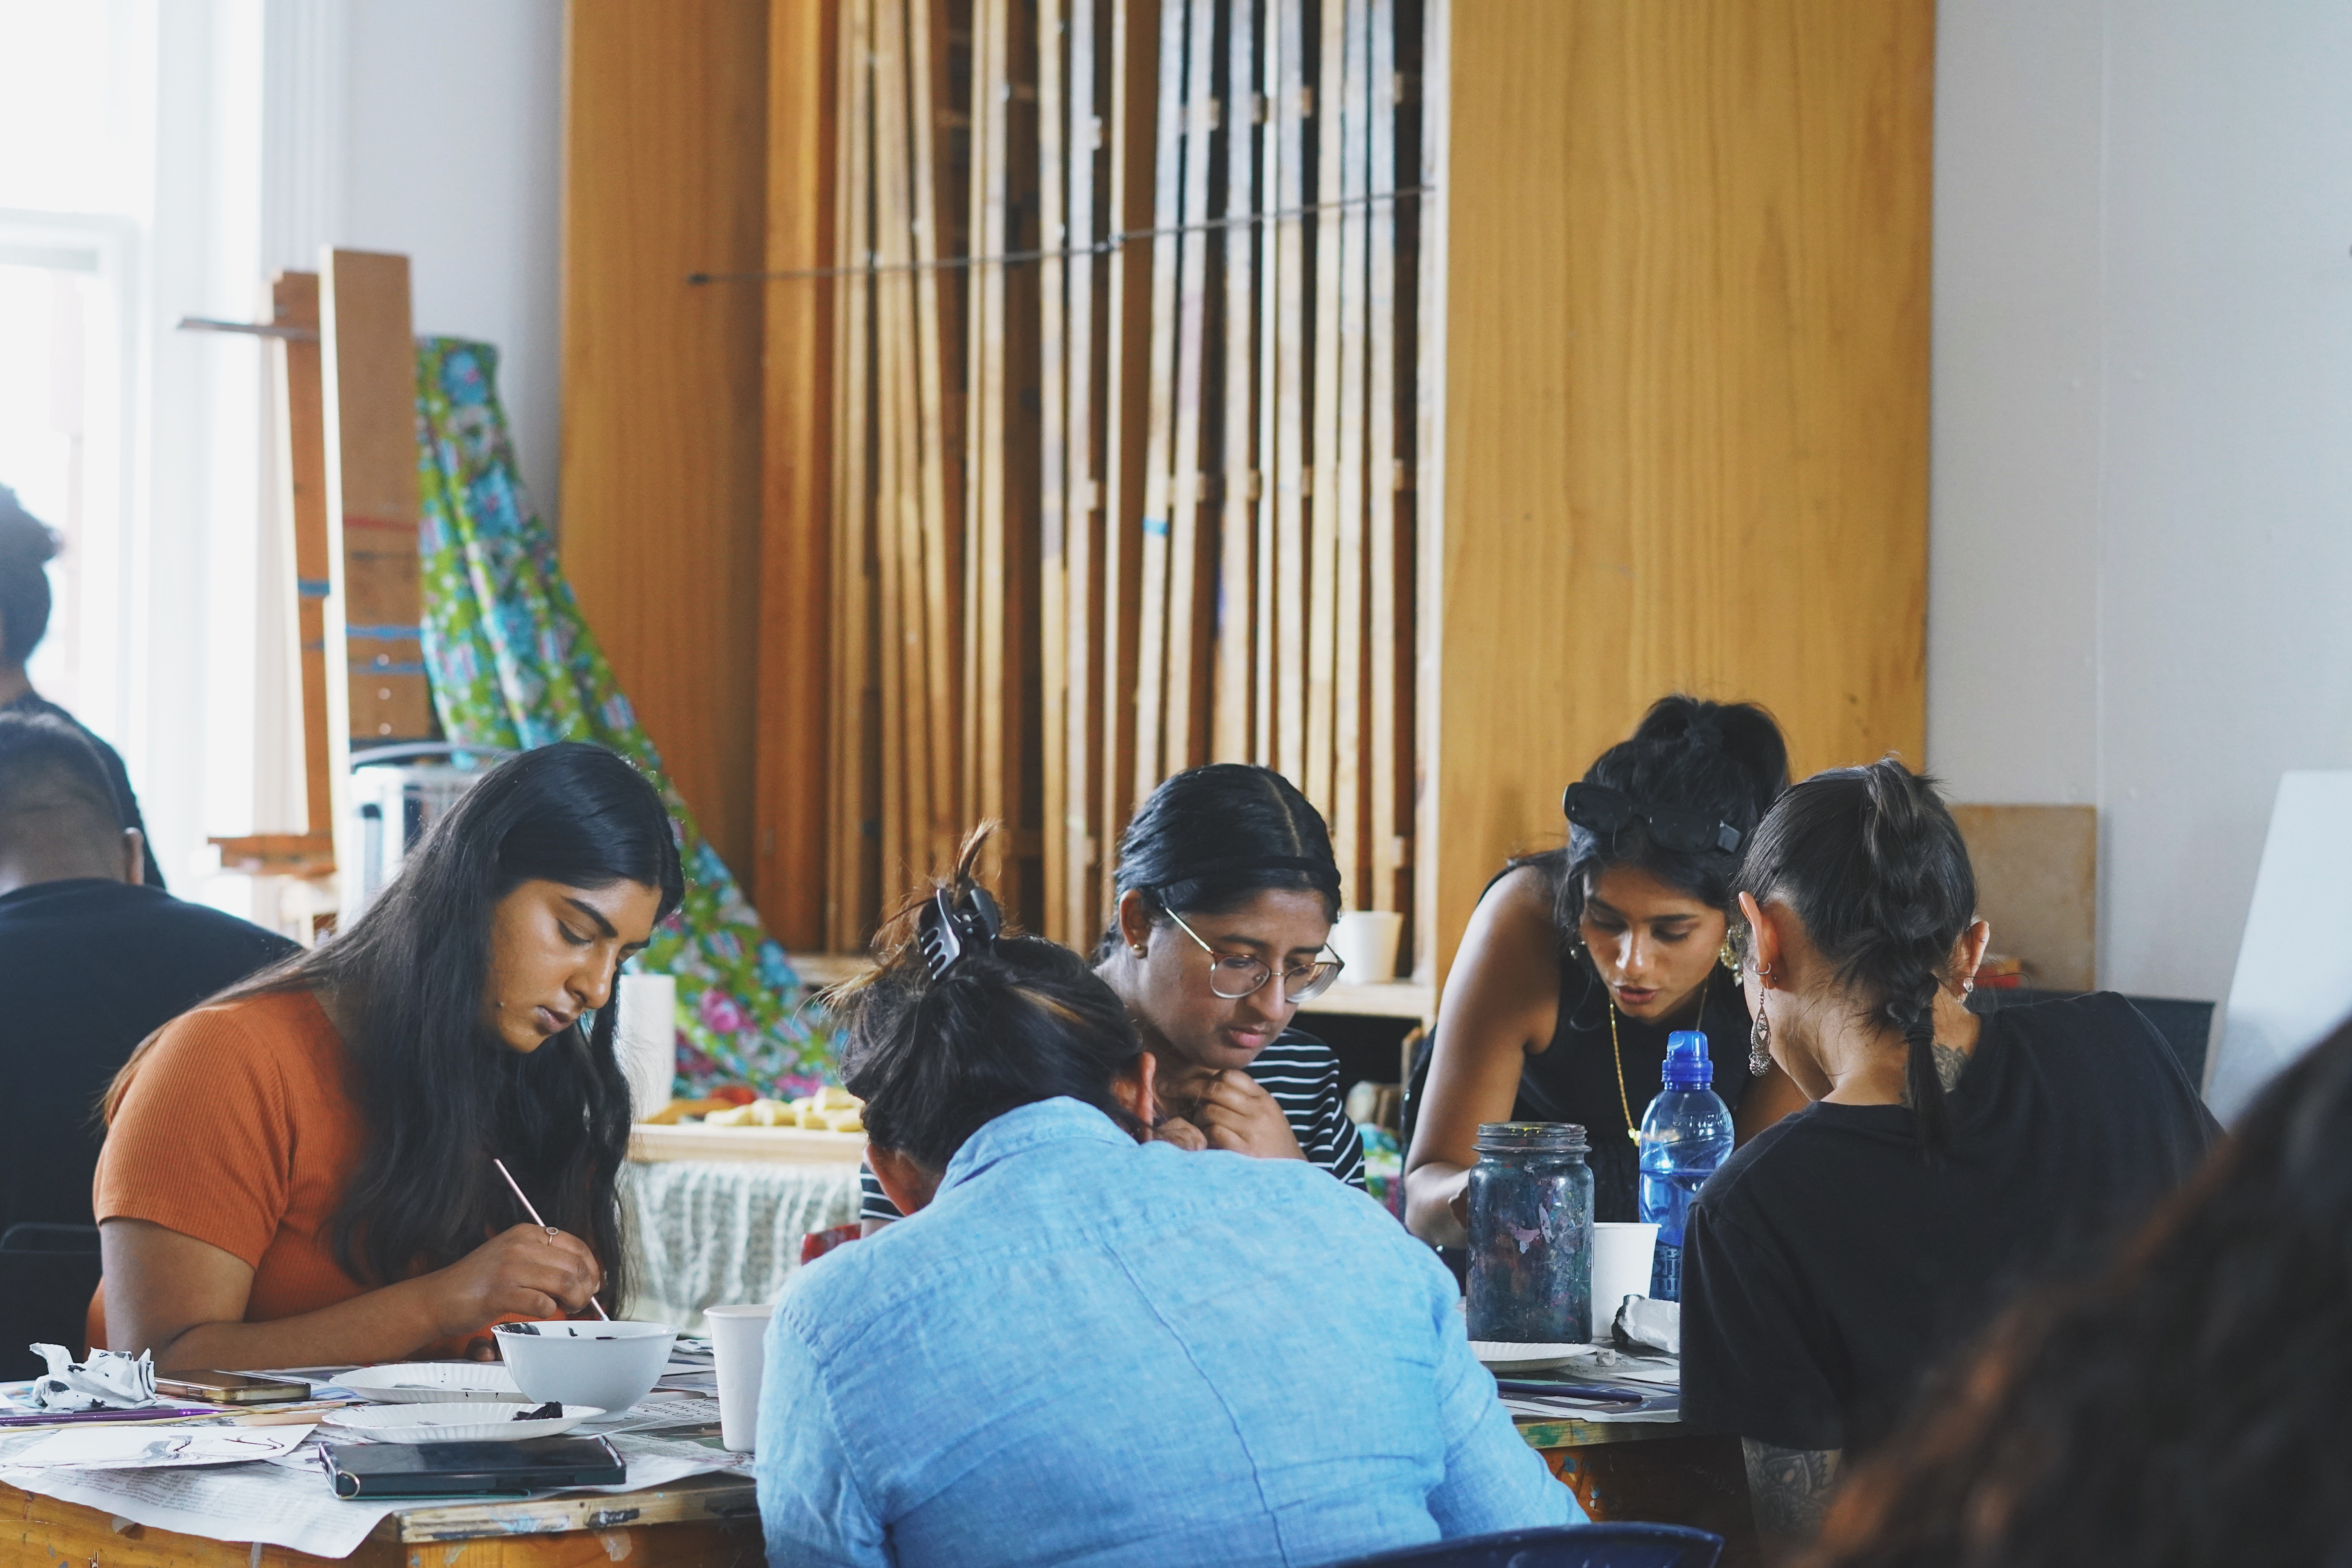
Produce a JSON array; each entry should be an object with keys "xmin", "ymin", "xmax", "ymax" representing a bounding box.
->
[
  {"xmin": 873, "ymin": 0, "xmax": 913, "ymax": 895},
  {"xmin": 1253, "ymin": 0, "xmax": 1283, "ymax": 769},
  {"xmin": 908, "ymin": 0, "xmax": 958, "ymax": 880},
  {"xmin": 1332, "ymin": 0, "xmax": 1370, "ymax": 908},
  {"xmin": 1130, "ymin": 0, "xmax": 1187, "ymax": 796},
  {"xmin": 975, "ymin": 0, "xmax": 1011, "ymax": 887},
  {"xmin": 1063, "ymin": 0, "xmax": 1102, "ymax": 942},
  {"xmin": 1160, "ymin": 0, "xmax": 1217, "ymax": 776},
  {"xmin": 962, "ymin": 0, "xmax": 989, "ymax": 836},
  {"xmin": 1366, "ymin": 0, "xmax": 1401, "ymax": 918},
  {"xmin": 1272, "ymin": 0, "xmax": 1308, "ymax": 787},
  {"xmin": 1099, "ymin": 0, "xmax": 1141, "ymax": 917},
  {"xmin": 1038, "ymin": 0, "xmax": 1071, "ymax": 940},
  {"xmin": 1213, "ymin": 0, "xmax": 1258, "ymax": 763},
  {"xmin": 831, "ymin": 0, "xmax": 876, "ymax": 947},
  {"xmin": 1303, "ymin": 0, "xmax": 1345, "ymax": 819}
]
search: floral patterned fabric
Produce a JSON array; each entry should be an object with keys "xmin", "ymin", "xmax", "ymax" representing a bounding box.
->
[{"xmin": 414, "ymin": 336, "xmax": 832, "ymax": 1097}]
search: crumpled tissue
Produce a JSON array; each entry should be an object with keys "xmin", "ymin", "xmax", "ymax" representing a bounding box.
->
[
  {"xmin": 24, "ymin": 1344, "xmax": 160, "ymax": 1411},
  {"xmin": 1608, "ymin": 1297, "xmax": 1681, "ymax": 1357}
]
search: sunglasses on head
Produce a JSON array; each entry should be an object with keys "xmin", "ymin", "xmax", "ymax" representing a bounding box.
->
[{"xmin": 1563, "ymin": 782, "xmax": 1743, "ymax": 857}]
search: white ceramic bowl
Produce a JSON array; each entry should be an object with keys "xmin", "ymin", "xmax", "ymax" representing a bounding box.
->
[{"xmin": 492, "ymin": 1320, "xmax": 677, "ymax": 1415}]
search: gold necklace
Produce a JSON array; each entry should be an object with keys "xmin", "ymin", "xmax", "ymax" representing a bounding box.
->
[{"xmin": 1610, "ymin": 966, "xmax": 1711, "ymax": 1143}]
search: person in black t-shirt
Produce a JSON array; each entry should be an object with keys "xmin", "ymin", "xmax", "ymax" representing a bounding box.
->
[
  {"xmin": 860, "ymin": 764, "xmax": 1365, "ymax": 1227},
  {"xmin": 0, "ymin": 485, "xmax": 164, "ymax": 889},
  {"xmin": 1683, "ymin": 760, "xmax": 2216, "ymax": 1562},
  {"xmin": 0, "ymin": 711, "xmax": 296, "ymax": 1235}
]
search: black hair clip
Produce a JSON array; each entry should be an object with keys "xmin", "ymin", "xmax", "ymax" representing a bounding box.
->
[{"xmin": 917, "ymin": 884, "xmax": 1004, "ymax": 980}]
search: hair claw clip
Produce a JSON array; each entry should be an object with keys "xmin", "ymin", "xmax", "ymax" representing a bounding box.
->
[{"xmin": 917, "ymin": 884, "xmax": 1004, "ymax": 980}]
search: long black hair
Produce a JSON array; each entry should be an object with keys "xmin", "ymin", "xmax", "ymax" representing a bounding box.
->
[
  {"xmin": 0, "ymin": 486, "xmax": 60, "ymax": 666},
  {"xmin": 123, "ymin": 742, "xmax": 682, "ymax": 1308},
  {"xmin": 1734, "ymin": 759, "xmax": 1975, "ymax": 1157},
  {"xmin": 1099, "ymin": 762, "xmax": 1341, "ymax": 960},
  {"xmin": 840, "ymin": 826, "xmax": 1144, "ymax": 1171},
  {"xmin": 1808, "ymin": 1015, "xmax": 2352, "ymax": 1568},
  {"xmin": 1552, "ymin": 695, "xmax": 1789, "ymax": 944}
]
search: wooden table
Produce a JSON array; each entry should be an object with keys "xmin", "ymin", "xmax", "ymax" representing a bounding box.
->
[{"xmin": 0, "ymin": 1472, "xmax": 762, "ymax": 1568}]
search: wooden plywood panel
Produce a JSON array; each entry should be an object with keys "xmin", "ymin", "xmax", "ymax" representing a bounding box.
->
[
  {"xmin": 563, "ymin": 0, "xmax": 770, "ymax": 883},
  {"xmin": 1951, "ymin": 804, "xmax": 2097, "ymax": 992},
  {"xmin": 754, "ymin": 0, "xmax": 836, "ymax": 946},
  {"xmin": 320, "ymin": 249, "xmax": 432, "ymax": 747},
  {"xmin": 1428, "ymin": 0, "xmax": 1933, "ymax": 981}
]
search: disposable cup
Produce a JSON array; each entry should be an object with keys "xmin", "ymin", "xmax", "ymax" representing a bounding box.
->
[
  {"xmin": 1588, "ymin": 1222, "xmax": 1659, "ymax": 1341},
  {"xmin": 706, "ymin": 1303, "xmax": 775, "ymax": 1453},
  {"xmin": 1331, "ymin": 910, "xmax": 1405, "ymax": 983}
]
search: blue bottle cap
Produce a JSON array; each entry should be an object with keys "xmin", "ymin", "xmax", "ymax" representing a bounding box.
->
[{"xmin": 1664, "ymin": 1030, "xmax": 1713, "ymax": 1087}]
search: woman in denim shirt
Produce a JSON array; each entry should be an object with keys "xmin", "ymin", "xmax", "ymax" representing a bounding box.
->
[{"xmin": 757, "ymin": 831, "xmax": 1578, "ymax": 1568}]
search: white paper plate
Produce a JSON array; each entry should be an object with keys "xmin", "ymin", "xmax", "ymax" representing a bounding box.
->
[
  {"xmin": 338, "ymin": 1363, "xmax": 527, "ymax": 1404},
  {"xmin": 321, "ymin": 1401, "xmax": 601, "ymax": 1442},
  {"xmin": 1470, "ymin": 1341, "xmax": 1589, "ymax": 1374}
]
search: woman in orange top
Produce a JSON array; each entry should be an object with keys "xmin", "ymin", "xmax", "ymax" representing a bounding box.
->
[{"xmin": 96, "ymin": 742, "xmax": 682, "ymax": 1368}]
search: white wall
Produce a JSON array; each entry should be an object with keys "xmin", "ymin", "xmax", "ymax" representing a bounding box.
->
[
  {"xmin": 337, "ymin": 0, "xmax": 564, "ymax": 517},
  {"xmin": 1931, "ymin": 0, "xmax": 2352, "ymax": 1013}
]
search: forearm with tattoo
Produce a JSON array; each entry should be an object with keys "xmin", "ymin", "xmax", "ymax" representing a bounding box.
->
[{"xmin": 1742, "ymin": 1439, "xmax": 1840, "ymax": 1558}]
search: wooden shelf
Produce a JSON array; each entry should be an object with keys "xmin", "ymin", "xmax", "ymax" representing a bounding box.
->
[
  {"xmin": 628, "ymin": 1122, "xmax": 867, "ymax": 1165},
  {"xmin": 786, "ymin": 953, "xmax": 1431, "ymax": 1024}
]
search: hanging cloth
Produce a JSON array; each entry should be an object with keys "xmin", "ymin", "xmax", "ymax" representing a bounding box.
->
[{"xmin": 413, "ymin": 336, "xmax": 830, "ymax": 1097}]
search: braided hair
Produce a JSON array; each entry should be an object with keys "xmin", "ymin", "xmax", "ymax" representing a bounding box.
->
[
  {"xmin": 1555, "ymin": 695, "xmax": 1789, "ymax": 941},
  {"xmin": 840, "ymin": 824, "xmax": 1147, "ymax": 1171},
  {"xmin": 1734, "ymin": 759, "xmax": 1977, "ymax": 1158}
]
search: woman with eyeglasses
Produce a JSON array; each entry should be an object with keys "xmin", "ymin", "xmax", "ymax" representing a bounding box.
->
[
  {"xmin": 1403, "ymin": 697, "xmax": 1809, "ymax": 1246},
  {"xmin": 859, "ymin": 763, "xmax": 1361, "ymax": 1227}
]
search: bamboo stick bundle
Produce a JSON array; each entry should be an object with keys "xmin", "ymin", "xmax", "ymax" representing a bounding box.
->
[
  {"xmin": 1213, "ymin": 0, "xmax": 1259, "ymax": 764},
  {"xmin": 909, "ymin": 0, "xmax": 960, "ymax": 882},
  {"xmin": 1332, "ymin": 0, "xmax": 1370, "ymax": 907},
  {"xmin": 1063, "ymin": 0, "xmax": 1103, "ymax": 942},
  {"xmin": 1303, "ymin": 0, "xmax": 1346, "ymax": 819},
  {"xmin": 1366, "ymin": 0, "xmax": 1401, "ymax": 919},
  {"xmin": 1039, "ymin": 0, "xmax": 1071, "ymax": 939},
  {"xmin": 829, "ymin": 0, "xmax": 877, "ymax": 947},
  {"xmin": 1271, "ymin": 0, "xmax": 1308, "ymax": 786},
  {"xmin": 1129, "ymin": 0, "xmax": 1187, "ymax": 797}
]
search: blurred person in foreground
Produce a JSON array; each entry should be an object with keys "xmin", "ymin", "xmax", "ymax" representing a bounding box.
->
[
  {"xmin": 0, "ymin": 485, "xmax": 163, "ymax": 888},
  {"xmin": 1802, "ymin": 1011, "xmax": 2352, "ymax": 1568},
  {"xmin": 755, "ymin": 827, "xmax": 1579, "ymax": 1568}
]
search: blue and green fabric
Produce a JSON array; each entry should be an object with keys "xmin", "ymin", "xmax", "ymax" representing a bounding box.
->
[{"xmin": 413, "ymin": 336, "xmax": 832, "ymax": 1098}]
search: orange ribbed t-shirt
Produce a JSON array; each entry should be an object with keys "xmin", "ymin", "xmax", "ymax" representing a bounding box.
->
[{"xmin": 93, "ymin": 988, "xmax": 375, "ymax": 1346}]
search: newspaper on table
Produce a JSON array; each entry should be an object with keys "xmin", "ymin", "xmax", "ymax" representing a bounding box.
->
[
  {"xmin": 0, "ymin": 1423, "xmax": 314, "ymax": 1470},
  {"xmin": 0, "ymin": 1425, "xmax": 748, "ymax": 1559}
]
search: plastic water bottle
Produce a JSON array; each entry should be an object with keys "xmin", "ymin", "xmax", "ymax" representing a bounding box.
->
[{"xmin": 1636, "ymin": 1030, "xmax": 1734, "ymax": 1302}]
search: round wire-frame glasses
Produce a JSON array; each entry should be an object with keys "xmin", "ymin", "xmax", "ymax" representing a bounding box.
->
[{"xmin": 1162, "ymin": 908, "xmax": 1345, "ymax": 1002}]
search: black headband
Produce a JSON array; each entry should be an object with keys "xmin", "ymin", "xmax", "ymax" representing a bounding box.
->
[{"xmin": 1152, "ymin": 853, "xmax": 1342, "ymax": 894}]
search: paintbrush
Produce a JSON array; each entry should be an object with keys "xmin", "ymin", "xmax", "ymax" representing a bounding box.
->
[{"xmin": 491, "ymin": 1156, "xmax": 612, "ymax": 1320}]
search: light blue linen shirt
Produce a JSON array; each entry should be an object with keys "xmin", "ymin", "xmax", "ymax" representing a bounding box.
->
[{"xmin": 755, "ymin": 1097, "xmax": 1580, "ymax": 1568}]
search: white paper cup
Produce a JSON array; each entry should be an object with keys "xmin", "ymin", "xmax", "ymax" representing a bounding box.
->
[
  {"xmin": 617, "ymin": 973, "xmax": 678, "ymax": 1121},
  {"xmin": 706, "ymin": 1303, "xmax": 775, "ymax": 1452},
  {"xmin": 1589, "ymin": 1222, "xmax": 1660, "ymax": 1341},
  {"xmin": 1331, "ymin": 910, "xmax": 1405, "ymax": 982}
]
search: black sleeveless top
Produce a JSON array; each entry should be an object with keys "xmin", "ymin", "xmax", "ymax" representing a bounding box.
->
[{"xmin": 1490, "ymin": 852, "xmax": 1758, "ymax": 1222}]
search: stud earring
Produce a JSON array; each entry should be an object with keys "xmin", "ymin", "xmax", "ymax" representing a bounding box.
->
[{"xmin": 1131, "ymin": 944, "xmax": 1147, "ymax": 958}]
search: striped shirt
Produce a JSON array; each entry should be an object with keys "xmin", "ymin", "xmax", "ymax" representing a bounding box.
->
[{"xmin": 860, "ymin": 1027, "xmax": 1367, "ymax": 1221}]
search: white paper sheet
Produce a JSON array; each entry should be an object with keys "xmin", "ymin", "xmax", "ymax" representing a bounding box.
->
[
  {"xmin": 582, "ymin": 1396, "xmax": 724, "ymax": 1435},
  {"xmin": 0, "ymin": 1423, "xmax": 315, "ymax": 1470}
]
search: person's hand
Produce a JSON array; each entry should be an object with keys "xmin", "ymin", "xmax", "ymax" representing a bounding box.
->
[
  {"xmin": 1151, "ymin": 1114, "xmax": 1209, "ymax": 1151},
  {"xmin": 425, "ymin": 1224, "xmax": 603, "ymax": 1339},
  {"xmin": 1193, "ymin": 1071, "xmax": 1306, "ymax": 1161}
]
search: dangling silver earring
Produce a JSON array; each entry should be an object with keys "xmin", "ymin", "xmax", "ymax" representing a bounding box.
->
[{"xmin": 1748, "ymin": 967, "xmax": 1773, "ymax": 1077}]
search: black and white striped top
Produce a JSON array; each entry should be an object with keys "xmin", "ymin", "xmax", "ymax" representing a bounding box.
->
[{"xmin": 859, "ymin": 1027, "xmax": 1367, "ymax": 1221}]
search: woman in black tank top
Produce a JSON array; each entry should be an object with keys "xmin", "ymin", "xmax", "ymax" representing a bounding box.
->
[{"xmin": 1404, "ymin": 697, "xmax": 1811, "ymax": 1238}]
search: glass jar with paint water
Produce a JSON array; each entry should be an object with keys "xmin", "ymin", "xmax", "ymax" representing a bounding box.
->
[{"xmin": 1465, "ymin": 1122, "xmax": 1594, "ymax": 1343}]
